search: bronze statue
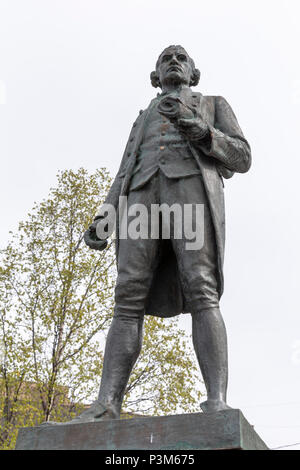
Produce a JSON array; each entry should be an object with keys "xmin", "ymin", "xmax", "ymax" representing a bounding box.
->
[{"xmin": 69, "ymin": 45, "xmax": 251, "ymax": 423}]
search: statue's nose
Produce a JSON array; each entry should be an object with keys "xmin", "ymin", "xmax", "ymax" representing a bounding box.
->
[{"xmin": 170, "ymin": 56, "xmax": 179, "ymax": 64}]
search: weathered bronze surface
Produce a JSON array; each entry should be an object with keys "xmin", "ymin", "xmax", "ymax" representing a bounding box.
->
[{"xmin": 66, "ymin": 46, "xmax": 251, "ymax": 421}]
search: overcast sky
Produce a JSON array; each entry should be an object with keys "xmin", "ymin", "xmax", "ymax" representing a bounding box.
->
[{"xmin": 1, "ymin": 0, "xmax": 300, "ymax": 450}]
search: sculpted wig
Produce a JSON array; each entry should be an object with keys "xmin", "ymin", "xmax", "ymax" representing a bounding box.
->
[{"xmin": 150, "ymin": 45, "xmax": 201, "ymax": 89}]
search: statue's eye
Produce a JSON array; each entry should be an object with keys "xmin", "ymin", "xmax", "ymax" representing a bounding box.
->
[
  {"xmin": 178, "ymin": 54, "xmax": 187, "ymax": 62},
  {"xmin": 162, "ymin": 55, "xmax": 171, "ymax": 62}
]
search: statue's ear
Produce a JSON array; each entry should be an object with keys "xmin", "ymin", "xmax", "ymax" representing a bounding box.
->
[
  {"xmin": 190, "ymin": 68, "xmax": 201, "ymax": 87},
  {"xmin": 150, "ymin": 71, "xmax": 161, "ymax": 88}
]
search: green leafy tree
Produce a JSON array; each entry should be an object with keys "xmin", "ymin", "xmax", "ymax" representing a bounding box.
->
[{"xmin": 0, "ymin": 168, "xmax": 202, "ymax": 450}]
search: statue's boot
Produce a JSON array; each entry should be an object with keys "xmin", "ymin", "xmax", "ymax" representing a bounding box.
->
[
  {"xmin": 97, "ymin": 314, "xmax": 144, "ymax": 416},
  {"xmin": 40, "ymin": 400, "xmax": 118, "ymax": 426},
  {"xmin": 41, "ymin": 315, "xmax": 143, "ymax": 426},
  {"xmin": 192, "ymin": 308, "xmax": 231, "ymax": 413},
  {"xmin": 200, "ymin": 399, "xmax": 231, "ymax": 413}
]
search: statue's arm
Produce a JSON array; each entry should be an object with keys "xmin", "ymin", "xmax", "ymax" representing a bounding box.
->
[
  {"xmin": 85, "ymin": 109, "xmax": 146, "ymax": 250},
  {"xmin": 202, "ymin": 96, "xmax": 252, "ymax": 174},
  {"xmin": 84, "ymin": 143, "xmax": 131, "ymax": 251},
  {"xmin": 94, "ymin": 125, "xmax": 136, "ymax": 218},
  {"xmin": 100, "ymin": 165, "xmax": 125, "ymax": 211},
  {"xmin": 83, "ymin": 144, "xmax": 130, "ymax": 251},
  {"xmin": 94, "ymin": 162, "xmax": 125, "ymax": 219}
]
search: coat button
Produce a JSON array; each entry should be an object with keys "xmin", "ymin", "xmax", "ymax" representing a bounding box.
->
[{"xmin": 130, "ymin": 137, "xmax": 134, "ymax": 142}]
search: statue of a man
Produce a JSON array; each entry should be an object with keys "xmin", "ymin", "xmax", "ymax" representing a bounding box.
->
[{"xmin": 78, "ymin": 45, "xmax": 251, "ymax": 422}]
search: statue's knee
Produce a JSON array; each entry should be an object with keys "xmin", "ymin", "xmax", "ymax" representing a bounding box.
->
[
  {"xmin": 115, "ymin": 277, "xmax": 149, "ymax": 318},
  {"xmin": 187, "ymin": 277, "xmax": 219, "ymax": 313},
  {"xmin": 115, "ymin": 276, "xmax": 150, "ymax": 303}
]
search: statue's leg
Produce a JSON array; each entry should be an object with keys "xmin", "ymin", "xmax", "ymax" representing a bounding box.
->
[
  {"xmin": 55, "ymin": 315, "xmax": 144, "ymax": 424},
  {"xmin": 97, "ymin": 314, "xmax": 144, "ymax": 418},
  {"xmin": 94, "ymin": 179, "xmax": 161, "ymax": 419},
  {"xmin": 163, "ymin": 174, "xmax": 230, "ymax": 412},
  {"xmin": 50, "ymin": 180, "xmax": 161, "ymax": 425},
  {"xmin": 191, "ymin": 308, "xmax": 230, "ymax": 412}
]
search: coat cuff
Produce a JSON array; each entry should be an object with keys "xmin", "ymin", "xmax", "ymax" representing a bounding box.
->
[
  {"xmin": 200, "ymin": 124, "xmax": 251, "ymax": 173},
  {"xmin": 199, "ymin": 124, "xmax": 224, "ymax": 157}
]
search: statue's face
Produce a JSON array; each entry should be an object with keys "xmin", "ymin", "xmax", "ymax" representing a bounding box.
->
[{"xmin": 157, "ymin": 47, "xmax": 193, "ymax": 88}]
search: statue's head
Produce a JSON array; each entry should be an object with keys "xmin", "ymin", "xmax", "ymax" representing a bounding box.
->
[{"xmin": 151, "ymin": 45, "xmax": 200, "ymax": 89}]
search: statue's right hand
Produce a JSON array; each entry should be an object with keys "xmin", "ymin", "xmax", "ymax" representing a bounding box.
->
[{"xmin": 84, "ymin": 219, "xmax": 108, "ymax": 251}]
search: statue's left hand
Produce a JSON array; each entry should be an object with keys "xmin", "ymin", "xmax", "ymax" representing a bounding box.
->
[
  {"xmin": 177, "ymin": 117, "xmax": 210, "ymax": 142},
  {"xmin": 83, "ymin": 219, "xmax": 109, "ymax": 251}
]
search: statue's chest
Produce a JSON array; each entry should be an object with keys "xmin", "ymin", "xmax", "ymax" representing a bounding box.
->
[{"xmin": 142, "ymin": 104, "xmax": 183, "ymax": 146}]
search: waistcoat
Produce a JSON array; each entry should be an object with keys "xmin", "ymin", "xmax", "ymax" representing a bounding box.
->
[{"xmin": 129, "ymin": 92, "xmax": 201, "ymax": 191}]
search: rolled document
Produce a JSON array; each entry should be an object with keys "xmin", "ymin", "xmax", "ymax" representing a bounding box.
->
[{"xmin": 157, "ymin": 96, "xmax": 195, "ymax": 122}]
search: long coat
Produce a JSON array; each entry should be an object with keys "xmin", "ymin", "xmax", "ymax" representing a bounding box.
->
[{"xmin": 98, "ymin": 91, "xmax": 251, "ymax": 317}]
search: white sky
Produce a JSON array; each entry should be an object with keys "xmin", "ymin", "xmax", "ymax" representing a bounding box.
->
[{"xmin": 1, "ymin": 0, "xmax": 300, "ymax": 450}]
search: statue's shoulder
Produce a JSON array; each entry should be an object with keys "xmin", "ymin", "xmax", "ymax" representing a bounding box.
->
[
  {"xmin": 192, "ymin": 92, "xmax": 217, "ymax": 107},
  {"xmin": 132, "ymin": 96, "xmax": 159, "ymax": 123},
  {"xmin": 197, "ymin": 94, "xmax": 233, "ymax": 117},
  {"xmin": 201, "ymin": 93, "xmax": 217, "ymax": 103},
  {"xmin": 127, "ymin": 98, "xmax": 157, "ymax": 134},
  {"xmin": 199, "ymin": 94, "xmax": 228, "ymax": 104},
  {"xmin": 194, "ymin": 93, "xmax": 216, "ymax": 117},
  {"xmin": 208, "ymin": 95, "xmax": 232, "ymax": 108}
]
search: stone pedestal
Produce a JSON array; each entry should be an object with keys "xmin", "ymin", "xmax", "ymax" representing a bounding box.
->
[{"xmin": 15, "ymin": 409, "xmax": 268, "ymax": 450}]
